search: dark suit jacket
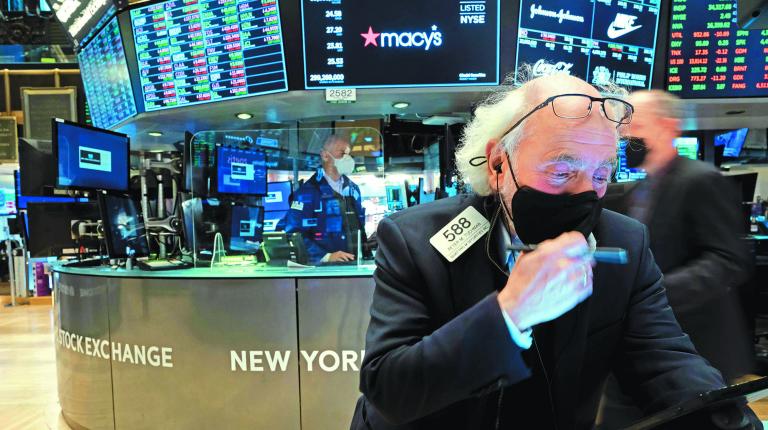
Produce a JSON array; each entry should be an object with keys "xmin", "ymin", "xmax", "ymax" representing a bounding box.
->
[
  {"xmin": 351, "ymin": 193, "xmax": 725, "ymax": 430},
  {"xmin": 622, "ymin": 157, "xmax": 753, "ymax": 379}
]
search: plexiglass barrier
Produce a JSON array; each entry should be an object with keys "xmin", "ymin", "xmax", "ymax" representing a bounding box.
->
[{"xmin": 179, "ymin": 127, "xmax": 441, "ymax": 268}]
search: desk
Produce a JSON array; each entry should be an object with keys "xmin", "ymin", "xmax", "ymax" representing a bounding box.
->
[{"xmin": 53, "ymin": 263, "xmax": 375, "ymax": 430}]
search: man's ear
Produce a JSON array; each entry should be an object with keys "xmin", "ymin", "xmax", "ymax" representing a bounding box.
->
[{"xmin": 485, "ymin": 139, "xmax": 504, "ymax": 192}]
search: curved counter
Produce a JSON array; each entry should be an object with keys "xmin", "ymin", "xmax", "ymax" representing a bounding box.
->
[{"xmin": 53, "ymin": 263, "xmax": 375, "ymax": 430}]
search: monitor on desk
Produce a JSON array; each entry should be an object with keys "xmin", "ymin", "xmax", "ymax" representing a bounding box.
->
[
  {"xmin": 26, "ymin": 201, "xmax": 100, "ymax": 258},
  {"xmin": 227, "ymin": 204, "xmax": 264, "ymax": 254},
  {"xmin": 98, "ymin": 192, "xmax": 150, "ymax": 259},
  {"xmin": 728, "ymin": 173, "xmax": 758, "ymax": 203}
]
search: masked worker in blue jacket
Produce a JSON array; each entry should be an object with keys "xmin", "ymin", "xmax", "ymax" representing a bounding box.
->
[{"xmin": 285, "ymin": 135, "xmax": 367, "ymax": 264}]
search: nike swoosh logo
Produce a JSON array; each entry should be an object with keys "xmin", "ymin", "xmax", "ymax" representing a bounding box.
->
[{"xmin": 607, "ymin": 24, "xmax": 642, "ymax": 39}]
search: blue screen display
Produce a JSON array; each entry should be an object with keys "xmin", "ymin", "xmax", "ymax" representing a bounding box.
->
[
  {"xmin": 215, "ymin": 146, "xmax": 267, "ymax": 195},
  {"xmin": 264, "ymin": 181, "xmax": 292, "ymax": 212},
  {"xmin": 229, "ymin": 205, "xmax": 264, "ymax": 252},
  {"xmin": 715, "ymin": 128, "xmax": 748, "ymax": 158},
  {"xmin": 14, "ymin": 171, "xmax": 87, "ymax": 210},
  {"xmin": 55, "ymin": 121, "xmax": 129, "ymax": 191},
  {"xmin": 263, "ymin": 210, "xmax": 287, "ymax": 233},
  {"xmin": 515, "ymin": 0, "xmax": 659, "ymax": 89}
]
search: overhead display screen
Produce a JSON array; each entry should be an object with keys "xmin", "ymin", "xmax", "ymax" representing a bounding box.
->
[
  {"xmin": 130, "ymin": 0, "xmax": 288, "ymax": 111},
  {"xmin": 50, "ymin": 0, "xmax": 117, "ymax": 47},
  {"xmin": 666, "ymin": 0, "xmax": 768, "ymax": 98},
  {"xmin": 301, "ymin": 0, "xmax": 500, "ymax": 88},
  {"xmin": 78, "ymin": 16, "xmax": 137, "ymax": 129},
  {"xmin": 515, "ymin": 0, "xmax": 660, "ymax": 89}
]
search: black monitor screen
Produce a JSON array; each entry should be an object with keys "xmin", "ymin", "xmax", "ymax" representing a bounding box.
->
[
  {"xmin": 77, "ymin": 16, "xmax": 137, "ymax": 129},
  {"xmin": 54, "ymin": 119, "xmax": 130, "ymax": 191},
  {"xmin": 667, "ymin": 1, "xmax": 768, "ymax": 98},
  {"xmin": 98, "ymin": 193, "xmax": 150, "ymax": 258},
  {"xmin": 130, "ymin": 0, "xmax": 288, "ymax": 111},
  {"xmin": 264, "ymin": 181, "xmax": 291, "ymax": 211},
  {"xmin": 515, "ymin": 0, "xmax": 660, "ymax": 88},
  {"xmin": 215, "ymin": 146, "xmax": 267, "ymax": 196},
  {"xmin": 302, "ymin": 0, "xmax": 500, "ymax": 88},
  {"xmin": 18, "ymin": 139, "xmax": 56, "ymax": 197},
  {"xmin": 26, "ymin": 202, "xmax": 100, "ymax": 258},
  {"xmin": 228, "ymin": 204, "xmax": 264, "ymax": 253}
]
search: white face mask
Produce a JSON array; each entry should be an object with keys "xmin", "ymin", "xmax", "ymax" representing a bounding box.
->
[{"xmin": 333, "ymin": 154, "xmax": 355, "ymax": 176}]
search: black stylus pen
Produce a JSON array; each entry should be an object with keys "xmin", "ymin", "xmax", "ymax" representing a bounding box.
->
[{"xmin": 509, "ymin": 244, "xmax": 628, "ymax": 264}]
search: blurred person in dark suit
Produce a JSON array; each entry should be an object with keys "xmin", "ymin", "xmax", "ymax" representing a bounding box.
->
[
  {"xmin": 623, "ymin": 90, "xmax": 753, "ymax": 380},
  {"xmin": 598, "ymin": 90, "xmax": 755, "ymax": 428}
]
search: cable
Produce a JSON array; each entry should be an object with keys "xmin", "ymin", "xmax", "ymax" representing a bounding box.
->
[{"xmin": 534, "ymin": 335, "xmax": 559, "ymax": 430}]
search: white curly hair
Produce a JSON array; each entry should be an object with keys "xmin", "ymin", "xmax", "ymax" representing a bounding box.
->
[{"xmin": 455, "ymin": 65, "xmax": 629, "ymax": 196}]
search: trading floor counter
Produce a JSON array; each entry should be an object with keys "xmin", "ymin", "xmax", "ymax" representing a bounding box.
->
[{"xmin": 52, "ymin": 262, "xmax": 375, "ymax": 430}]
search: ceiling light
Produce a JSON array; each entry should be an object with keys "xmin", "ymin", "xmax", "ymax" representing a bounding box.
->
[
  {"xmin": 236, "ymin": 112, "xmax": 253, "ymax": 120},
  {"xmin": 392, "ymin": 101, "xmax": 410, "ymax": 109},
  {"xmin": 148, "ymin": 131, "xmax": 163, "ymax": 137}
]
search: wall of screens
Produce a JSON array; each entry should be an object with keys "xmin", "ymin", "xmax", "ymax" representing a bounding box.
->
[
  {"xmin": 514, "ymin": 0, "xmax": 660, "ymax": 89},
  {"xmin": 78, "ymin": 16, "xmax": 137, "ymax": 129},
  {"xmin": 301, "ymin": 0, "xmax": 500, "ymax": 88},
  {"xmin": 129, "ymin": 0, "xmax": 288, "ymax": 111},
  {"xmin": 666, "ymin": 0, "xmax": 768, "ymax": 98}
]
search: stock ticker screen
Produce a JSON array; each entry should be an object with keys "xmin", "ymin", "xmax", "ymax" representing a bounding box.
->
[
  {"xmin": 301, "ymin": 0, "xmax": 500, "ymax": 88},
  {"xmin": 78, "ymin": 17, "xmax": 137, "ymax": 129},
  {"xmin": 130, "ymin": 0, "xmax": 288, "ymax": 111},
  {"xmin": 666, "ymin": 0, "xmax": 768, "ymax": 98},
  {"xmin": 515, "ymin": 0, "xmax": 660, "ymax": 89}
]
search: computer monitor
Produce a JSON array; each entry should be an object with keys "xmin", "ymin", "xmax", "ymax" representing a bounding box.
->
[
  {"xmin": 674, "ymin": 137, "xmax": 699, "ymax": 160},
  {"xmin": 727, "ymin": 173, "xmax": 759, "ymax": 203},
  {"xmin": 53, "ymin": 118, "xmax": 130, "ymax": 191},
  {"xmin": 214, "ymin": 145, "xmax": 267, "ymax": 196},
  {"xmin": 18, "ymin": 138, "xmax": 56, "ymax": 196},
  {"xmin": 227, "ymin": 204, "xmax": 264, "ymax": 254},
  {"xmin": 715, "ymin": 128, "xmax": 749, "ymax": 158},
  {"xmin": 386, "ymin": 185, "xmax": 406, "ymax": 211},
  {"xmin": 263, "ymin": 210, "xmax": 287, "ymax": 233},
  {"xmin": 264, "ymin": 181, "xmax": 292, "ymax": 212},
  {"xmin": 26, "ymin": 201, "xmax": 100, "ymax": 258},
  {"xmin": 7, "ymin": 216, "xmax": 21, "ymax": 236},
  {"xmin": 97, "ymin": 193, "xmax": 150, "ymax": 258}
]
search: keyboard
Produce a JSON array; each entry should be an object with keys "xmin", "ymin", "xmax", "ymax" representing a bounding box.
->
[{"xmin": 137, "ymin": 259, "xmax": 193, "ymax": 271}]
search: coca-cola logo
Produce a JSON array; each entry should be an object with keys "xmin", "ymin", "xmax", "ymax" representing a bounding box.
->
[{"xmin": 532, "ymin": 60, "xmax": 573, "ymax": 76}]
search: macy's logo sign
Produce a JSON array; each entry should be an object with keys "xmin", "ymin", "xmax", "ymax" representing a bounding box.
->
[{"xmin": 361, "ymin": 25, "xmax": 443, "ymax": 51}]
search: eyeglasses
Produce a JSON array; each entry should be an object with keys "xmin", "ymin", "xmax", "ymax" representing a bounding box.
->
[{"xmin": 500, "ymin": 93, "xmax": 634, "ymax": 138}]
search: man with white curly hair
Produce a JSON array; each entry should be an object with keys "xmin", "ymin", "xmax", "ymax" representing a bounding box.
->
[{"xmin": 350, "ymin": 72, "xmax": 760, "ymax": 430}]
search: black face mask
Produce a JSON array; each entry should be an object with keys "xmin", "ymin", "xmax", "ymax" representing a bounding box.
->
[
  {"xmin": 625, "ymin": 138, "xmax": 648, "ymax": 168},
  {"xmin": 501, "ymin": 154, "xmax": 603, "ymax": 245}
]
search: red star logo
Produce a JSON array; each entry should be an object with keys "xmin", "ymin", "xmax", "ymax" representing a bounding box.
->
[{"xmin": 361, "ymin": 26, "xmax": 380, "ymax": 47}]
